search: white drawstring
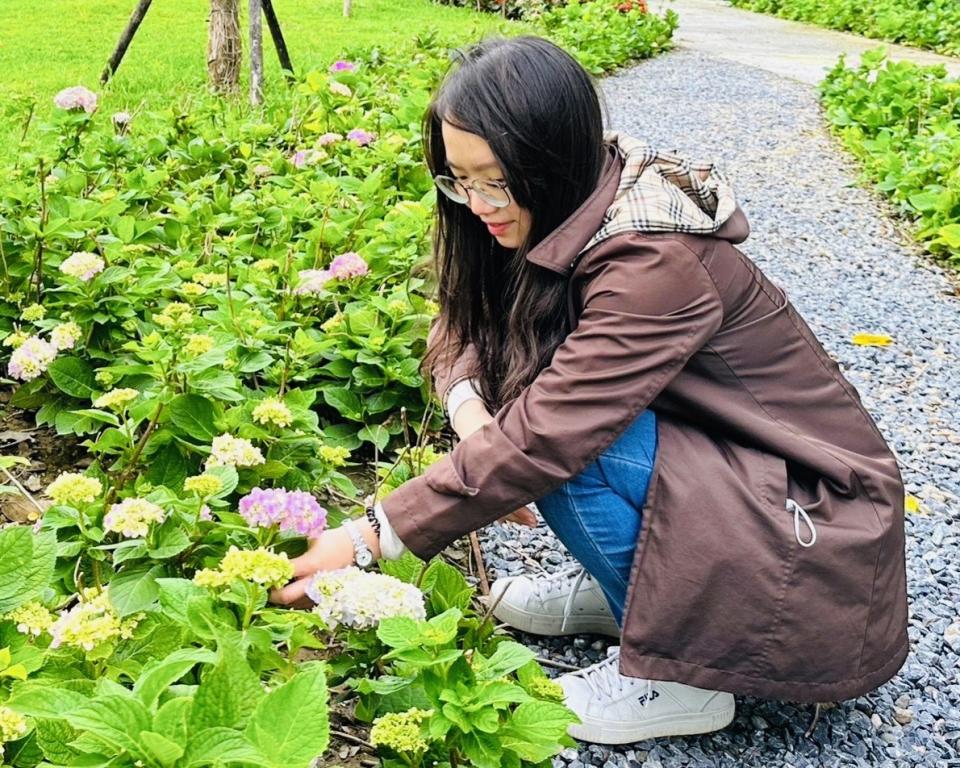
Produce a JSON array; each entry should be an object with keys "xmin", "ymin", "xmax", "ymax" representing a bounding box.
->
[{"xmin": 786, "ymin": 498, "xmax": 817, "ymax": 548}]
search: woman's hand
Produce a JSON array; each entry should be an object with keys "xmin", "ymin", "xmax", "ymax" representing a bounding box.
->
[
  {"xmin": 499, "ymin": 505, "xmax": 538, "ymax": 527},
  {"xmin": 268, "ymin": 527, "xmax": 353, "ymax": 608}
]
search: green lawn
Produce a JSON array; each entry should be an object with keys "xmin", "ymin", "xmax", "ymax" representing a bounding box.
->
[{"xmin": 0, "ymin": 0, "xmax": 512, "ymax": 155}]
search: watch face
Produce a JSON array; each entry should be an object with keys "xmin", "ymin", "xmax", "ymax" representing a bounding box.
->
[{"xmin": 356, "ymin": 549, "xmax": 373, "ymax": 567}]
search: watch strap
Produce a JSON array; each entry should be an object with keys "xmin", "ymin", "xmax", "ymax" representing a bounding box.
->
[{"xmin": 343, "ymin": 519, "xmax": 373, "ymax": 567}]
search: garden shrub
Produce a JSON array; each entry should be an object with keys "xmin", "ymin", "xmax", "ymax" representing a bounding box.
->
[
  {"xmin": 727, "ymin": 0, "xmax": 960, "ymax": 56},
  {"xmin": 0, "ymin": 6, "xmax": 677, "ymax": 767},
  {"xmin": 820, "ymin": 47, "xmax": 960, "ymax": 268}
]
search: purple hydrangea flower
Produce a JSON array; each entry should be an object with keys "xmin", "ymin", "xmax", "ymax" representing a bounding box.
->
[
  {"xmin": 329, "ymin": 60, "xmax": 357, "ymax": 73},
  {"xmin": 346, "ymin": 128, "xmax": 376, "ymax": 147},
  {"xmin": 238, "ymin": 487, "xmax": 328, "ymax": 538}
]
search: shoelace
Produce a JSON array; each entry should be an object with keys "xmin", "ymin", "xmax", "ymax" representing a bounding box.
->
[
  {"xmin": 576, "ymin": 648, "xmax": 654, "ymax": 704},
  {"xmin": 786, "ymin": 498, "xmax": 817, "ymax": 548},
  {"xmin": 528, "ymin": 565, "xmax": 591, "ymax": 635}
]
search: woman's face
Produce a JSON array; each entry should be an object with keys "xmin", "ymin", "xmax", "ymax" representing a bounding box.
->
[{"xmin": 441, "ymin": 120, "xmax": 532, "ymax": 250}]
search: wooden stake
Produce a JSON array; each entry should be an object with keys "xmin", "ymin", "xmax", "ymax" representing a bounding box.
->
[
  {"xmin": 101, "ymin": 0, "xmax": 154, "ymax": 84},
  {"xmin": 343, "ymin": 0, "xmax": 352, "ymax": 18},
  {"xmin": 261, "ymin": 0, "xmax": 294, "ymax": 81},
  {"xmin": 249, "ymin": 0, "xmax": 264, "ymax": 105}
]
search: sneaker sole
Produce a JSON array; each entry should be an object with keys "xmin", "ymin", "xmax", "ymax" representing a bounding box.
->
[
  {"xmin": 491, "ymin": 600, "xmax": 621, "ymax": 638},
  {"xmin": 568, "ymin": 703, "xmax": 736, "ymax": 744}
]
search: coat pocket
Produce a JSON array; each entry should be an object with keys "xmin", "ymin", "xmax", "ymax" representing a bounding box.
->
[{"xmin": 423, "ymin": 457, "xmax": 480, "ymax": 498}]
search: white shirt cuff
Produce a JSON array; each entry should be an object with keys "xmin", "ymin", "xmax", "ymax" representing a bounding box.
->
[
  {"xmin": 445, "ymin": 378, "xmax": 483, "ymax": 426},
  {"xmin": 374, "ymin": 501, "xmax": 407, "ymax": 561}
]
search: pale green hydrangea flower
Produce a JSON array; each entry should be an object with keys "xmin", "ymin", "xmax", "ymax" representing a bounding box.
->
[
  {"xmin": 46, "ymin": 472, "xmax": 103, "ymax": 506},
  {"xmin": 370, "ymin": 708, "xmax": 433, "ymax": 754}
]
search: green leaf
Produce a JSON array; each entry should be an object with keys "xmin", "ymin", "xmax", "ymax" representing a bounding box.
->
[
  {"xmin": 181, "ymin": 728, "xmax": 269, "ymax": 768},
  {"xmin": 6, "ymin": 683, "xmax": 88, "ymax": 718},
  {"xmin": 137, "ymin": 731, "xmax": 183, "ymax": 767},
  {"xmin": 473, "ymin": 641, "xmax": 536, "ymax": 681},
  {"xmin": 144, "ymin": 442, "xmax": 189, "ymax": 490},
  {"xmin": 47, "ymin": 357, "xmax": 97, "ymax": 399},
  {"xmin": 378, "ymin": 551, "xmax": 425, "ymax": 584},
  {"xmin": 322, "ymin": 387, "xmax": 363, "ymax": 420},
  {"xmin": 167, "ymin": 394, "xmax": 218, "ymax": 442},
  {"xmin": 500, "ymin": 700, "xmax": 577, "ymax": 762},
  {"xmin": 152, "ymin": 696, "xmax": 192, "ymax": 747},
  {"xmin": 109, "ymin": 564, "xmax": 164, "ymax": 616},
  {"xmin": 423, "ymin": 560, "xmax": 473, "ymax": 614},
  {"xmin": 376, "ymin": 616, "xmax": 421, "ymax": 649},
  {"xmin": 34, "ymin": 717, "xmax": 80, "ymax": 764},
  {"xmin": 357, "ymin": 424, "xmax": 390, "ymax": 451},
  {"xmin": 0, "ymin": 528, "xmax": 56, "ymax": 613},
  {"xmin": 133, "ymin": 648, "xmax": 216, "ymax": 710},
  {"xmin": 156, "ymin": 578, "xmax": 210, "ymax": 626},
  {"xmin": 147, "ymin": 524, "xmax": 190, "ymax": 559},
  {"xmin": 63, "ymin": 694, "xmax": 151, "ymax": 755},
  {"xmin": 936, "ymin": 223, "xmax": 960, "ymax": 248},
  {"xmin": 245, "ymin": 664, "xmax": 329, "ymax": 767},
  {"xmin": 191, "ymin": 639, "xmax": 262, "ymax": 730}
]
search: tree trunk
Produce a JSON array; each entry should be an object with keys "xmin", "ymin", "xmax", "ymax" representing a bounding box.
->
[
  {"xmin": 249, "ymin": 0, "xmax": 264, "ymax": 105},
  {"xmin": 208, "ymin": 0, "xmax": 241, "ymax": 94},
  {"xmin": 101, "ymin": 0, "xmax": 154, "ymax": 84}
]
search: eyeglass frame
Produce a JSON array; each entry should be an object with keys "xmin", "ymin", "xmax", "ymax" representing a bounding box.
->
[{"xmin": 433, "ymin": 174, "xmax": 513, "ymax": 209}]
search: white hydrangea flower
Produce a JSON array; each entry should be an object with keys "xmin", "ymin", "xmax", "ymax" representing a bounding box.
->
[
  {"xmin": 205, "ymin": 434, "xmax": 265, "ymax": 470},
  {"xmin": 305, "ymin": 567, "xmax": 426, "ymax": 630},
  {"xmin": 60, "ymin": 251, "xmax": 105, "ymax": 281}
]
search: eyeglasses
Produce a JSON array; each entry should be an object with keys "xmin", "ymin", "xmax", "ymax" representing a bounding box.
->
[{"xmin": 433, "ymin": 175, "xmax": 512, "ymax": 209}]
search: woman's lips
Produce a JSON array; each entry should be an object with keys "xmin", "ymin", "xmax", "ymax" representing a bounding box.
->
[{"xmin": 486, "ymin": 221, "xmax": 511, "ymax": 236}]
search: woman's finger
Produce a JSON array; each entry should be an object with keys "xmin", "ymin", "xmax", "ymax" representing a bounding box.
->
[{"xmin": 269, "ymin": 575, "xmax": 312, "ymax": 607}]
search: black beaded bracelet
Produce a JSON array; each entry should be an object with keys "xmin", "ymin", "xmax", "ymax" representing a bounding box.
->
[{"xmin": 364, "ymin": 504, "xmax": 382, "ymax": 537}]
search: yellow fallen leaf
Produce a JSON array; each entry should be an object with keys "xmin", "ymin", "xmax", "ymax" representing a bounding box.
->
[
  {"xmin": 852, "ymin": 333, "xmax": 893, "ymax": 347},
  {"xmin": 904, "ymin": 495, "xmax": 925, "ymax": 515}
]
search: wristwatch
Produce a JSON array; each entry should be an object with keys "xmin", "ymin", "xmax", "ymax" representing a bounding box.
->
[{"xmin": 343, "ymin": 518, "xmax": 374, "ymax": 568}]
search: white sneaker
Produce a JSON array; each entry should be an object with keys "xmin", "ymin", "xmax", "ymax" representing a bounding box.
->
[
  {"xmin": 557, "ymin": 647, "xmax": 736, "ymax": 744},
  {"xmin": 488, "ymin": 566, "xmax": 620, "ymax": 637}
]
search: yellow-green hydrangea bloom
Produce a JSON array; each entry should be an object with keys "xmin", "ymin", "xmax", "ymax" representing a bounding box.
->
[
  {"xmin": 195, "ymin": 547, "xmax": 293, "ymax": 590},
  {"xmin": 6, "ymin": 601, "xmax": 54, "ymax": 637},
  {"xmin": 180, "ymin": 282, "xmax": 207, "ymax": 297},
  {"xmin": 528, "ymin": 676, "xmax": 566, "ymax": 702},
  {"xmin": 20, "ymin": 304, "xmax": 46, "ymax": 322},
  {"xmin": 252, "ymin": 398, "xmax": 293, "ymax": 428},
  {"xmin": 319, "ymin": 445, "xmax": 350, "ymax": 467},
  {"xmin": 184, "ymin": 334, "xmax": 215, "ymax": 357},
  {"xmin": 183, "ymin": 473, "xmax": 223, "ymax": 497},
  {"xmin": 46, "ymin": 472, "xmax": 103, "ymax": 506},
  {"xmin": 370, "ymin": 708, "xmax": 433, "ymax": 754},
  {"xmin": 93, "ymin": 388, "xmax": 139, "ymax": 411},
  {"xmin": 0, "ymin": 706, "xmax": 28, "ymax": 742},
  {"xmin": 2, "ymin": 330, "xmax": 30, "ymax": 349},
  {"xmin": 50, "ymin": 321, "xmax": 83, "ymax": 351},
  {"xmin": 194, "ymin": 271, "xmax": 227, "ymax": 287}
]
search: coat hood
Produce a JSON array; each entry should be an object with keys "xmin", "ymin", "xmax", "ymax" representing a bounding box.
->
[{"xmin": 582, "ymin": 131, "xmax": 750, "ymax": 254}]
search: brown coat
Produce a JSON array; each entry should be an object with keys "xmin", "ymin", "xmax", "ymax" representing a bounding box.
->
[{"xmin": 380, "ymin": 144, "xmax": 909, "ymax": 703}]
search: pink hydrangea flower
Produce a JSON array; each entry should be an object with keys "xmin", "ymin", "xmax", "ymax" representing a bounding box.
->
[
  {"xmin": 238, "ymin": 487, "xmax": 328, "ymax": 538},
  {"xmin": 317, "ymin": 132, "xmax": 342, "ymax": 146},
  {"xmin": 54, "ymin": 86, "xmax": 98, "ymax": 114},
  {"xmin": 8, "ymin": 336, "xmax": 57, "ymax": 381},
  {"xmin": 329, "ymin": 60, "xmax": 357, "ymax": 73},
  {"xmin": 329, "ymin": 252, "xmax": 369, "ymax": 279},
  {"xmin": 290, "ymin": 149, "xmax": 324, "ymax": 169},
  {"xmin": 346, "ymin": 129, "xmax": 376, "ymax": 147}
]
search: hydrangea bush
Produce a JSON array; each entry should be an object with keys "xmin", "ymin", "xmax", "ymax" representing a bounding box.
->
[{"xmin": 0, "ymin": 9, "xmax": 676, "ymax": 766}]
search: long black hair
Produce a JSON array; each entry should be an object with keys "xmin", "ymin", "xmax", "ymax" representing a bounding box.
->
[{"xmin": 422, "ymin": 35, "xmax": 606, "ymax": 411}]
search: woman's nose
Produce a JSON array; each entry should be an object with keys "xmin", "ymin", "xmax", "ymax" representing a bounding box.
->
[{"xmin": 466, "ymin": 190, "xmax": 497, "ymax": 217}]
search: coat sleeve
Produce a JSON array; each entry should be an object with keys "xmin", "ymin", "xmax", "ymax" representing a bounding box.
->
[{"xmin": 382, "ymin": 235, "xmax": 725, "ymax": 560}]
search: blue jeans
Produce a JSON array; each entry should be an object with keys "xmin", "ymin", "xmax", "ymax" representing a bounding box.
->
[{"xmin": 534, "ymin": 409, "xmax": 658, "ymax": 628}]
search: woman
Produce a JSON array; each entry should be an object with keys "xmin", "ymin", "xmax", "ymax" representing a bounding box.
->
[{"xmin": 272, "ymin": 35, "xmax": 909, "ymax": 745}]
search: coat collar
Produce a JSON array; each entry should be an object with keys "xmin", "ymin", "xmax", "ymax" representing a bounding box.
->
[{"xmin": 523, "ymin": 143, "xmax": 623, "ymax": 276}]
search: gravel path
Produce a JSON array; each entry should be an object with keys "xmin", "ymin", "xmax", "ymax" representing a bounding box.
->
[{"xmin": 479, "ymin": 48, "xmax": 960, "ymax": 768}]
